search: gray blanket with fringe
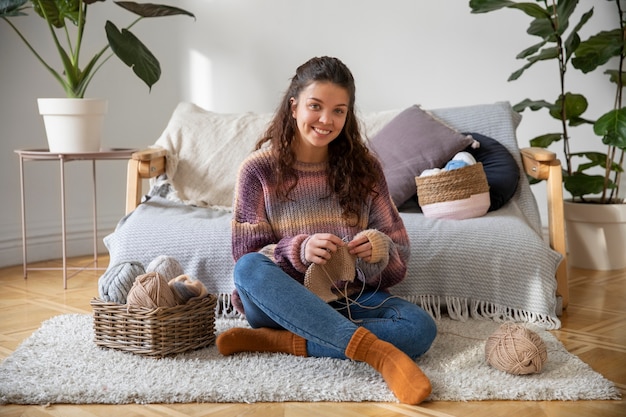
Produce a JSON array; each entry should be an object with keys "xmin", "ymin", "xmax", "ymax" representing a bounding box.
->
[{"xmin": 104, "ymin": 194, "xmax": 561, "ymax": 328}]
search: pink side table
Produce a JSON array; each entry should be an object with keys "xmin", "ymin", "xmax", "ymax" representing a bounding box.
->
[{"xmin": 15, "ymin": 148, "xmax": 137, "ymax": 289}]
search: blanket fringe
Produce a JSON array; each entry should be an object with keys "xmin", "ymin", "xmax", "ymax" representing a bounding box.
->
[
  {"xmin": 406, "ymin": 295, "xmax": 561, "ymax": 330},
  {"xmin": 212, "ymin": 293, "xmax": 561, "ymax": 329},
  {"xmin": 215, "ymin": 293, "xmax": 242, "ymax": 319}
]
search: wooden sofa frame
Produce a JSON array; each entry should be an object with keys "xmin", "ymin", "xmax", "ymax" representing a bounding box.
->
[{"xmin": 124, "ymin": 146, "xmax": 569, "ymax": 309}]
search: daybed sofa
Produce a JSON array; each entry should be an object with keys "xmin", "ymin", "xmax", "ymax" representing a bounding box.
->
[{"xmin": 104, "ymin": 101, "xmax": 568, "ymax": 329}]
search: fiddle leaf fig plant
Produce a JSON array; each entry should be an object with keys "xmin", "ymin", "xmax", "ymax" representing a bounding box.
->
[
  {"xmin": 469, "ymin": 0, "xmax": 625, "ymax": 204},
  {"xmin": 0, "ymin": 0, "xmax": 195, "ymax": 98}
]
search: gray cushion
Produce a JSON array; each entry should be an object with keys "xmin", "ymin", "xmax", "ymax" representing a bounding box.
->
[{"xmin": 369, "ymin": 105, "xmax": 474, "ymax": 206}]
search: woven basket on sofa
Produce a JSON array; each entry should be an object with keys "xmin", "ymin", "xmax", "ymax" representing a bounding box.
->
[
  {"xmin": 415, "ymin": 163, "xmax": 490, "ymax": 220},
  {"xmin": 91, "ymin": 294, "xmax": 217, "ymax": 357}
]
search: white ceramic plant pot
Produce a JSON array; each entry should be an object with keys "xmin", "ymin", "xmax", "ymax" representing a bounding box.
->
[
  {"xmin": 564, "ymin": 200, "xmax": 626, "ymax": 270},
  {"xmin": 38, "ymin": 98, "xmax": 108, "ymax": 153}
]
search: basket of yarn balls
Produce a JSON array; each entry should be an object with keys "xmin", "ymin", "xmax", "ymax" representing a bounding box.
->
[
  {"xmin": 91, "ymin": 255, "xmax": 217, "ymax": 357},
  {"xmin": 415, "ymin": 151, "xmax": 491, "ymax": 220}
]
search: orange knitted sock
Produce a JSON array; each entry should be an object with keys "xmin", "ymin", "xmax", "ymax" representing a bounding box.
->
[
  {"xmin": 216, "ymin": 327, "xmax": 307, "ymax": 357},
  {"xmin": 345, "ymin": 327, "xmax": 431, "ymax": 405}
]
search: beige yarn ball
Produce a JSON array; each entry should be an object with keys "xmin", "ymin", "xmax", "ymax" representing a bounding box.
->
[
  {"xmin": 485, "ymin": 322, "xmax": 547, "ymax": 375},
  {"xmin": 126, "ymin": 272, "xmax": 178, "ymax": 309}
]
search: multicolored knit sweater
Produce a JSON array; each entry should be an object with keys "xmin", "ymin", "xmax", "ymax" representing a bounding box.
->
[{"xmin": 231, "ymin": 148, "xmax": 410, "ymax": 309}]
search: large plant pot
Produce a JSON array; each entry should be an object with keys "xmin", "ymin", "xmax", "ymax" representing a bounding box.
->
[
  {"xmin": 38, "ymin": 98, "xmax": 108, "ymax": 153},
  {"xmin": 564, "ymin": 200, "xmax": 626, "ymax": 270}
]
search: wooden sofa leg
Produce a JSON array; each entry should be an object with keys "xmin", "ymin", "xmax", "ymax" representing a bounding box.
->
[{"xmin": 546, "ymin": 159, "xmax": 568, "ymax": 310}]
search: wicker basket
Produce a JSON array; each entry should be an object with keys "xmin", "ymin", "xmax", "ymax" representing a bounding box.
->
[
  {"xmin": 415, "ymin": 163, "xmax": 490, "ymax": 220},
  {"xmin": 91, "ymin": 294, "xmax": 217, "ymax": 357}
]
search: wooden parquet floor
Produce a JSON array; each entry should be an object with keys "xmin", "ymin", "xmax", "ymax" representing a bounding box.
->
[{"xmin": 0, "ymin": 255, "xmax": 624, "ymax": 417}]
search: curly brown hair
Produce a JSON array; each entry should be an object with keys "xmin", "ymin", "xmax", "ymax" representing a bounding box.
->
[{"xmin": 255, "ymin": 56, "xmax": 381, "ymax": 224}]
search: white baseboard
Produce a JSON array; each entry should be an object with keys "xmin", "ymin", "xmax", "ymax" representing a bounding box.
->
[{"xmin": 0, "ymin": 215, "xmax": 120, "ymax": 269}]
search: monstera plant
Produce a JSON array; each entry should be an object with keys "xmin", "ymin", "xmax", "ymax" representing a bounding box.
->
[
  {"xmin": 470, "ymin": 0, "xmax": 625, "ymax": 204},
  {"xmin": 2, "ymin": 0, "xmax": 195, "ymax": 153},
  {"xmin": 1, "ymin": 0, "xmax": 195, "ymax": 98}
]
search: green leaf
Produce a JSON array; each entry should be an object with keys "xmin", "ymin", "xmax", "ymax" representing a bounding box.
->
[
  {"xmin": 564, "ymin": 7, "xmax": 593, "ymax": 61},
  {"xmin": 469, "ymin": 0, "xmax": 515, "ymax": 13},
  {"xmin": 57, "ymin": 40, "xmax": 79, "ymax": 88},
  {"xmin": 568, "ymin": 115, "xmax": 594, "ymax": 127},
  {"xmin": 549, "ymin": 92, "xmax": 588, "ymax": 121},
  {"xmin": 0, "ymin": 0, "xmax": 28, "ymax": 16},
  {"xmin": 507, "ymin": 2, "xmax": 551, "ymax": 19},
  {"xmin": 571, "ymin": 151, "xmax": 623, "ymax": 174},
  {"xmin": 555, "ymin": 0, "xmax": 578, "ymax": 27},
  {"xmin": 105, "ymin": 20, "xmax": 160, "ymax": 90},
  {"xmin": 31, "ymin": 0, "xmax": 63, "ymax": 27},
  {"xmin": 32, "ymin": 0, "xmax": 82, "ymax": 28},
  {"xmin": 513, "ymin": 98, "xmax": 554, "ymax": 112},
  {"xmin": 516, "ymin": 40, "xmax": 546, "ymax": 59},
  {"xmin": 509, "ymin": 46, "xmax": 559, "ymax": 80},
  {"xmin": 533, "ymin": 45, "xmax": 560, "ymax": 60},
  {"xmin": 469, "ymin": 0, "xmax": 552, "ymax": 31},
  {"xmin": 509, "ymin": 61, "xmax": 532, "ymax": 81},
  {"xmin": 529, "ymin": 133, "xmax": 562, "ymax": 148},
  {"xmin": 573, "ymin": 29, "xmax": 624, "ymax": 73},
  {"xmin": 570, "ymin": 151, "xmax": 609, "ymax": 171},
  {"xmin": 527, "ymin": 16, "xmax": 557, "ymax": 40},
  {"xmin": 564, "ymin": 172, "xmax": 612, "ymax": 197},
  {"xmin": 114, "ymin": 1, "xmax": 195, "ymax": 19},
  {"xmin": 553, "ymin": 0, "xmax": 582, "ymax": 38},
  {"xmin": 563, "ymin": 32, "xmax": 580, "ymax": 62},
  {"xmin": 604, "ymin": 69, "xmax": 626, "ymax": 87},
  {"xmin": 73, "ymin": 53, "xmax": 101, "ymax": 98},
  {"xmin": 594, "ymin": 108, "xmax": 626, "ymax": 149}
]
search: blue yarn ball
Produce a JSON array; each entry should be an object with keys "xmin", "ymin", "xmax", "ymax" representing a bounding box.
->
[{"xmin": 98, "ymin": 261, "xmax": 145, "ymax": 304}]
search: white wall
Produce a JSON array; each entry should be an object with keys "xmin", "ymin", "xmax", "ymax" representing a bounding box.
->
[{"xmin": 0, "ymin": 0, "xmax": 614, "ymax": 267}]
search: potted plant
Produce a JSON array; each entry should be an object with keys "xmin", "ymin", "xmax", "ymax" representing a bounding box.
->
[
  {"xmin": 1, "ymin": 0, "xmax": 194, "ymax": 152},
  {"xmin": 469, "ymin": 0, "xmax": 626, "ymax": 270}
]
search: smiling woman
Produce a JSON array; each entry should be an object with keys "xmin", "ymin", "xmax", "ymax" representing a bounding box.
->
[{"xmin": 218, "ymin": 56, "xmax": 438, "ymax": 405}]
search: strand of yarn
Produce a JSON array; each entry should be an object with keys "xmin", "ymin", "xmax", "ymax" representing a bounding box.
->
[
  {"xmin": 126, "ymin": 272, "xmax": 178, "ymax": 309},
  {"xmin": 168, "ymin": 274, "xmax": 208, "ymax": 304},
  {"xmin": 304, "ymin": 247, "xmax": 400, "ymax": 323},
  {"xmin": 485, "ymin": 322, "xmax": 547, "ymax": 375}
]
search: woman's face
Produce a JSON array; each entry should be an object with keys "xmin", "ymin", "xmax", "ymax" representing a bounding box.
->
[{"xmin": 291, "ymin": 81, "xmax": 349, "ymax": 161}]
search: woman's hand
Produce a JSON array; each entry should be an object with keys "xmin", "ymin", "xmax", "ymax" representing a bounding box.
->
[
  {"xmin": 347, "ymin": 234, "xmax": 372, "ymax": 263},
  {"xmin": 305, "ymin": 233, "xmax": 345, "ymax": 265}
]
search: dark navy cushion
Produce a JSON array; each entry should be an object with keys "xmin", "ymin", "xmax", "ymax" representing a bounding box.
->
[{"xmin": 463, "ymin": 132, "xmax": 519, "ymax": 212}]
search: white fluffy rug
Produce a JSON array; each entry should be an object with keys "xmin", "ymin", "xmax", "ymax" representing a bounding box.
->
[{"xmin": 0, "ymin": 314, "xmax": 620, "ymax": 404}]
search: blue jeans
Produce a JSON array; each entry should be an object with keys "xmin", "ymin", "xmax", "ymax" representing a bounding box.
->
[{"xmin": 234, "ymin": 252, "xmax": 437, "ymax": 359}]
